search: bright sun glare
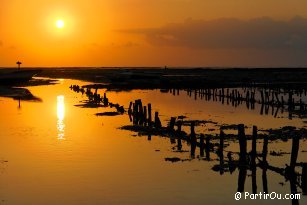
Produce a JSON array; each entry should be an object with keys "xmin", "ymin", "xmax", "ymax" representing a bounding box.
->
[{"xmin": 56, "ymin": 19, "xmax": 65, "ymax": 29}]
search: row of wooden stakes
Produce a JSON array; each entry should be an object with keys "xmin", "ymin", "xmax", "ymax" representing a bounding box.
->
[{"xmin": 70, "ymin": 84, "xmax": 125, "ymax": 113}]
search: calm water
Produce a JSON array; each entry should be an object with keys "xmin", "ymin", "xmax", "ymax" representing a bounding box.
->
[{"xmin": 0, "ymin": 78, "xmax": 306, "ymax": 205}]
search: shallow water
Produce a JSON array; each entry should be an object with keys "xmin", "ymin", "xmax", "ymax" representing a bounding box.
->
[{"xmin": 0, "ymin": 78, "xmax": 306, "ymax": 205}]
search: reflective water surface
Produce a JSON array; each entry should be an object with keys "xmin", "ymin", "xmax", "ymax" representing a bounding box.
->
[{"xmin": 0, "ymin": 78, "xmax": 307, "ymax": 205}]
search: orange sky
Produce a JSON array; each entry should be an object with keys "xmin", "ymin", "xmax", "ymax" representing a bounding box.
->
[{"xmin": 1, "ymin": 0, "xmax": 307, "ymax": 67}]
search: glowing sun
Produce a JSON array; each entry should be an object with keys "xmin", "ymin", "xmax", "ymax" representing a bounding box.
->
[{"xmin": 55, "ymin": 19, "xmax": 65, "ymax": 29}]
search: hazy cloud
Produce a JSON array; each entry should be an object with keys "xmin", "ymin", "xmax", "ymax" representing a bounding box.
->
[
  {"xmin": 0, "ymin": 41, "xmax": 3, "ymax": 47},
  {"xmin": 120, "ymin": 16, "xmax": 307, "ymax": 50},
  {"xmin": 9, "ymin": 45, "xmax": 17, "ymax": 50},
  {"xmin": 109, "ymin": 41, "xmax": 140, "ymax": 48}
]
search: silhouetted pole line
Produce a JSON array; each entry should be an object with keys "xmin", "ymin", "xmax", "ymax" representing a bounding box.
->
[
  {"xmin": 127, "ymin": 101, "xmax": 306, "ymax": 178},
  {"xmin": 256, "ymin": 132, "xmax": 305, "ymax": 193},
  {"xmin": 70, "ymin": 86, "xmax": 307, "ymax": 194},
  {"xmin": 168, "ymin": 87, "xmax": 307, "ymax": 119},
  {"xmin": 127, "ymin": 99, "xmax": 232, "ymax": 160},
  {"xmin": 128, "ymin": 101, "xmax": 263, "ymax": 170},
  {"xmin": 69, "ymin": 84, "xmax": 307, "ymax": 195},
  {"xmin": 234, "ymin": 125, "xmax": 305, "ymax": 194},
  {"xmin": 69, "ymin": 84, "xmax": 125, "ymax": 113}
]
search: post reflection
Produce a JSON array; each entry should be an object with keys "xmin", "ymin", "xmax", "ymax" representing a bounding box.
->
[{"xmin": 57, "ymin": 95, "xmax": 65, "ymax": 140}]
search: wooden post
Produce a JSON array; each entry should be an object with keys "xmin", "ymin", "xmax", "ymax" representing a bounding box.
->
[
  {"xmin": 205, "ymin": 135, "xmax": 211, "ymax": 160},
  {"xmin": 219, "ymin": 129, "xmax": 224, "ymax": 155},
  {"xmin": 251, "ymin": 126, "xmax": 257, "ymax": 168},
  {"xmin": 176, "ymin": 121, "xmax": 182, "ymax": 151},
  {"xmin": 288, "ymin": 92, "xmax": 293, "ymax": 109},
  {"xmin": 237, "ymin": 124, "xmax": 247, "ymax": 192},
  {"xmin": 302, "ymin": 163, "xmax": 307, "ymax": 195},
  {"xmin": 128, "ymin": 102, "xmax": 133, "ymax": 114},
  {"xmin": 246, "ymin": 90, "xmax": 250, "ymax": 101},
  {"xmin": 260, "ymin": 103, "xmax": 264, "ymax": 115},
  {"xmin": 169, "ymin": 117, "xmax": 176, "ymax": 131},
  {"xmin": 262, "ymin": 169, "xmax": 268, "ymax": 194},
  {"xmin": 148, "ymin": 103, "xmax": 152, "ymax": 127},
  {"xmin": 265, "ymin": 91, "xmax": 269, "ymax": 104},
  {"xmin": 251, "ymin": 126, "xmax": 257, "ymax": 194},
  {"xmin": 137, "ymin": 100, "xmax": 143, "ymax": 125},
  {"xmin": 219, "ymin": 130, "xmax": 224, "ymax": 175},
  {"xmin": 260, "ymin": 90, "xmax": 264, "ymax": 104},
  {"xmin": 133, "ymin": 100, "xmax": 139, "ymax": 124},
  {"xmin": 154, "ymin": 112, "xmax": 162, "ymax": 128},
  {"xmin": 290, "ymin": 134, "xmax": 300, "ymax": 172},
  {"xmin": 238, "ymin": 124, "xmax": 247, "ymax": 165},
  {"xmin": 252, "ymin": 126, "xmax": 257, "ymax": 159},
  {"xmin": 262, "ymin": 134, "xmax": 268, "ymax": 164},
  {"xmin": 190, "ymin": 122, "xmax": 196, "ymax": 158},
  {"xmin": 290, "ymin": 174, "xmax": 299, "ymax": 205},
  {"xmin": 143, "ymin": 106, "xmax": 147, "ymax": 126},
  {"xmin": 200, "ymin": 134, "xmax": 204, "ymax": 157},
  {"xmin": 169, "ymin": 117, "xmax": 176, "ymax": 144},
  {"xmin": 237, "ymin": 165, "xmax": 247, "ymax": 192}
]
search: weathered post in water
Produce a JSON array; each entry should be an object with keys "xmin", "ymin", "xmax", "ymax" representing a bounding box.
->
[
  {"xmin": 199, "ymin": 134, "xmax": 205, "ymax": 157},
  {"xmin": 169, "ymin": 117, "xmax": 176, "ymax": 144},
  {"xmin": 176, "ymin": 121, "xmax": 182, "ymax": 151},
  {"xmin": 302, "ymin": 163, "xmax": 307, "ymax": 195},
  {"xmin": 219, "ymin": 130, "xmax": 225, "ymax": 175},
  {"xmin": 262, "ymin": 134, "xmax": 269, "ymax": 193},
  {"xmin": 251, "ymin": 126, "xmax": 257, "ymax": 164},
  {"xmin": 237, "ymin": 164, "xmax": 247, "ymax": 192},
  {"xmin": 205, "ymin": 135, "xmax": 211, "ymax": 160},
  {"xmin": 290, "ymin": 134, "xmax": 300, "ymax": 171},
  {"xmin": 143, "ymin": 106, "xmax": 147, "ymax": 126},
  {"xmin": 190, "ymin": 122, "xmax": 196, "ymax": 158},
  {"xmin": 251, "ymin": 126, "xmax": 257, "ymax": 194},
  {"xmin": 238, "ymin": 124, "xmax": 247, "ymax": 165},
  {"xmin": 154, "ymin": 112, "xmax": 162, "ymax": 128},
  {"xmin": 169, "ymin": 117, "xmax": 176, "ymax": 131},
  {"xmin": 237, "ymin": 124, "xmax": 247, "ymax": 192},
  {"xmin": 148, "ymin": 103, "xmax": 152, "ymax": 127}
]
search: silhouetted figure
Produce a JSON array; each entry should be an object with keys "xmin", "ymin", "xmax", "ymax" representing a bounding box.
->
[{"xmin": 16, "ymin": 61, "xmax": 22, "ymax": 70}]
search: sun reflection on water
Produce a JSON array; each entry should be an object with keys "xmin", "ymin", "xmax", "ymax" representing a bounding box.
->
[{"xmin": 57, "ymin": 95, "xmax": 65, "ymax": 140}]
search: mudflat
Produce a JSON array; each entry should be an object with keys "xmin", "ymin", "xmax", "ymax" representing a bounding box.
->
[{"xmin": 35, "ymin": 67, "xmax": 307, "ymax": 89}]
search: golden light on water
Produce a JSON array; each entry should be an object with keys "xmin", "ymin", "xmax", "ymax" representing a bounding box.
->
[{"xmin": 57, "ymin": 95, "xmax": 65, "ymax": 140}]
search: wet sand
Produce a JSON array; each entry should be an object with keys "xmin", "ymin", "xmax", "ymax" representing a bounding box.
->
[{"xmin": 0, "ymin": 77, "xmax": 57, "ymax": 100}]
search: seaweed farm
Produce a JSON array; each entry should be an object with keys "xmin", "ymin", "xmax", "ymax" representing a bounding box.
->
[{"xmin": 1, "ymin": 77, "xmax": 307, "ymax": 205}]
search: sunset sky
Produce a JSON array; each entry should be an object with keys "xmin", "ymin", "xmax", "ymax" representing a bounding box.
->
[{"xmin": 1, "ymin": 0, "xmax": 307, "ymax": 67}]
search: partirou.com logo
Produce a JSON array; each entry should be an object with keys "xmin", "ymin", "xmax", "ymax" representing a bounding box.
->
[{"xmin": 235, "ymin": 192, "xmax": 301, "ymax": 200}]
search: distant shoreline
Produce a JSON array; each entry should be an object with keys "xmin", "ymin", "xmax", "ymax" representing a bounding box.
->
[
  {"xmin": 33, "ymin": 67, "xmax": 307, "ymax": 90},
  {"xmin": 2, "ymin": 67, "xmax": 307, "ymax": 90},
  {"xmin": 1, "ymin": 66, "xmax": 307, "ymax": 70}
]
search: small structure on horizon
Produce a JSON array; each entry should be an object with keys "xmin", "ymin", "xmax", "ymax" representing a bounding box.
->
[{"xmin": 16, "ymin": 61, "xmax": 22, "ymax": 70}]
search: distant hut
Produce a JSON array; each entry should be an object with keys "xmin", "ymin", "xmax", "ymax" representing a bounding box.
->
[{"xmin": 16, "ymin": 61, "xmax": 22, "ymax": 70}]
